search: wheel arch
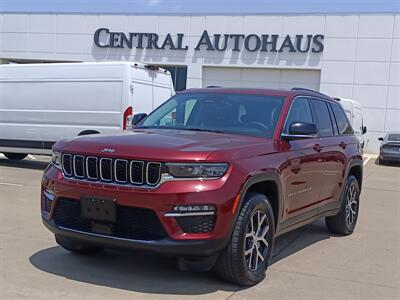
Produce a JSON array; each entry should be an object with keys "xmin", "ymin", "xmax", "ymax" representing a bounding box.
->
[
  {"xmin": 235, "ymin": 172, "xmax": 283, "ymax": 233},
  {"xmin": 346, "ymin": 159, "xmax": 363, "ymax": 191}
]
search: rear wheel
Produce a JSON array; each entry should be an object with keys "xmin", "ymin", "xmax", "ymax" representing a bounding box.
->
[
  {"xmin": 214, "ymin": 193, "xmax": 275, "ymax": 286},
  {"xmin": 55, "ymin": 235, "xmax": 103, "ymax": 255},
  {"xmin": 3, "ymin": 153, "xmax": 28, "ymax": 160},
  {"xmin": 326, "ymin": 175, "xmax": 360, "ymax": 235}
]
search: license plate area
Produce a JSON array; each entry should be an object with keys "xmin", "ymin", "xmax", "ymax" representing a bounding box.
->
[{"xmin": 81, "ymin": 197, "xmax": 116, "ymax": 223}]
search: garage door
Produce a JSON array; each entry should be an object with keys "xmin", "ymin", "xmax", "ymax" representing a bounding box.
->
[{"xmin": 202, "ymin": 67, "xmax": 320, "ymax": 91}]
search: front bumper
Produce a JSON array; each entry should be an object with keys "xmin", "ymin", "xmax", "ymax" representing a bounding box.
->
[
  {"xmin": 43, "ymin": 218, "xmax": 228, "ymax": 256},
  {"xmin": 380, "ymin": 152, "xmax": 400, "ymax": 162},
  {"xmin": 41, "ymin": 164, "xmax": 241, "ymax": 255}
]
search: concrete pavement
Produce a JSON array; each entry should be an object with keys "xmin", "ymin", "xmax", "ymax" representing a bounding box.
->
[{"xmin": 0, "ymin": 155, "xmax": 399, "ymax": 299}]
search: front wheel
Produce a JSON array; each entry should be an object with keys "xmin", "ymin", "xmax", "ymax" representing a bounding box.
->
[
  {"xmin": 3, "ymin": 153, "xmax": 28, "ymax": 160},
  {"xmin": 214, "ymin": 193, "xmax": 275, "ymax": 286},
  {"xmin": 326, "ymin": 175, "xmax": 360, "ymax": 235}
]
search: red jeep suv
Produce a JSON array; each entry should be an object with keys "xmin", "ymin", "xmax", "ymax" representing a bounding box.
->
[{"xmin": 41, "ymin": 88, "xmax": 363, "ymax": 286}]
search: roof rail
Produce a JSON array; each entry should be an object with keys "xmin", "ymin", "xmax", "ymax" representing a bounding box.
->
[
  {"xmin": 291, "ymin": 87, "xmax": 329, "ymax": 98},
  {"xmin": 206, "ymin": 85, "xmax": 221, "ymax": 88}
]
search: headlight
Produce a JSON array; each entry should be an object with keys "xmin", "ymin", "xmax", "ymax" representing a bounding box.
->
[
  {"xmin": 52, "ymin": 151, "xmax": 62, "ymax": 170},
  {"xmin": 164, "ymin": 163, "xmax": 228, "ymax": 178}
]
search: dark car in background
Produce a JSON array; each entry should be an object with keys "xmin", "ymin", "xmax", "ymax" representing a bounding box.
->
[{"xmin": 378, "ymin": 133, "xmax": 400, "ymax": 164}]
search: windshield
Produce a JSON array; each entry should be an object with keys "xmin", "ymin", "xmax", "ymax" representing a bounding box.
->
[
  {"xmin": 388, "ymin": 134, "xmax": 400, "ymax": 141},
  {"xmin": 139, "ymin": 93, "xmax": 285, "ymax": 138}
]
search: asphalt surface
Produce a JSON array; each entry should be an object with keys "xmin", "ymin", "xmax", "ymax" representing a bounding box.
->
[{"xmin": 0, "ymin": 154, "xmax": 399, "ymax": 299}]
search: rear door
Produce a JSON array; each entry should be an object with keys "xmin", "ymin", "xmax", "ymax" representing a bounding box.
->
[
  {"xmin": 282, "ymin": 97, "xmax": 324, "ymax": 219},
  {"xmin": 309, "ymin": 98, "xmax": 343, "ymax": 205}
]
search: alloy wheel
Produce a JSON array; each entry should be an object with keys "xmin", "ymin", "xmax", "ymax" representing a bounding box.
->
[
  {"xmin": 244, "ymin": 210, "xmax": 270, "ymax": 271},
  {"xmin": 345, "ymin": 182, "xmax": 358, "ymax": 226}
]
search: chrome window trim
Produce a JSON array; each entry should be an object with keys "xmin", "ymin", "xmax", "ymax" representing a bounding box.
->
[
  {"xmin": 73, "ymin": 155, "xmax": 85, "ymax": 178},
  {"xmin": 146, "ymin": 162, "xmax": 162, "ymax": 186},
  {"xmin": 86, "ymin": 156, "xmax": 98, "ymax": 180},
  {"xmin": 114, "ymin": 159, "xmax": 128, "ymax": 183},
  {"xmin": 61, "ymin": 154, "xmax": 72, "ymax": 176},
  {"xmin": 129, "ymin": 160, "xmax": 144, "ymax": 184},
  {"xmin": 99, "ymin": 158, "xmax": 113, "ymax": 182}
]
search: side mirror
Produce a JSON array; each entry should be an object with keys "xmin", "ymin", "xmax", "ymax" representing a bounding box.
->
[
  {"xmin": 362, "ymin": 126, "xmax": 367, "ymax": 134},
  {"xmin": 378, "ymin": 137, "xmax": 384, "ymax": 141},
  {"xmin": 282, "ymin": 122, "xmax": 318, "ymax": 140},
  {"xmin": 131, "ymin": 113, "xmax": 147, "ymax": 126}
]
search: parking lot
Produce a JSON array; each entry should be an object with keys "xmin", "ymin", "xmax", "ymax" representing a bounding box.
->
[{"xmin": 0, "ymin": 154, "xmax": 399, "ymax": 300}]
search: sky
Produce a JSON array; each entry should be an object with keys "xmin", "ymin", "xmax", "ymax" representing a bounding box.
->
[{"xmin": 0, "ymin": 0, "xmax": 399, "ymax": 14}]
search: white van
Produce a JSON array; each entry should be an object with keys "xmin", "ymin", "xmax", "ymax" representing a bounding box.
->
[
  {"xmin": 0, "ymin": 62, "xmax": 174, "ymax": 159},
  {"xmin": 334, "ymin": 97, "xmax": 367, "ymax": 149}
]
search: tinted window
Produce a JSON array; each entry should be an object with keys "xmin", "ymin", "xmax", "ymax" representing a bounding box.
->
[
  {"xmin": 388, "ymin": 134, "xmax": 400, "ymax": 141},
  {"xmin": 310, "ymin": 99, "xmax": 334, "ymax": 137},
  {"xmin": 284, "ymin": 97, "xmax": 313, "ymax": 133},
  {"xmin": 141, "ymin": 93, "xmax": 285, "ymax": 138},
  {"xmin": 331, "ymin": 103, "xmax": 353, "ymax": 135}
]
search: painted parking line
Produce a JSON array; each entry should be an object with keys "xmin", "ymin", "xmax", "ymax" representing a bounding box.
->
[
  {"xmin": 0, "ymin": 153, "xmax": 5, "ymax": 159},
  {"xmin": 363, "ymin": 156, "xmax": 371, "ymax": 166},
  {"xmin": 28, "ymin": 155, "xmax": 36, "ymax": 160},
  {"xmin": 0, "ymin": 182, "xmax": 24, "ymax": 187}
]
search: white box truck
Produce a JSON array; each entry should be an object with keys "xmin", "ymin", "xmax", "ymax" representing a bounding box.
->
[
  {"xmin": 334, "ymin": 97, "xmax": 367, "ymax": 150},
  {"xmin": 0, "ymin": 62, "xmax": 174, "ymax": 159}
]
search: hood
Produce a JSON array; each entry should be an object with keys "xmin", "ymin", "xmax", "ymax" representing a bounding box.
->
[{"xmin": 54, "ymin": 129, "xmax": 271, "ymax": 162}]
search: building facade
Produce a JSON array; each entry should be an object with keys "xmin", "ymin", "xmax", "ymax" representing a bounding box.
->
[{"xmin": 0, "ymin": 13, "xmax": 399, "ymax": 153}]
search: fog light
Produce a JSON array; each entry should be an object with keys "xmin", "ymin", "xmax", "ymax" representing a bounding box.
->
[
  {"xmin": 174, "ymin": 205, "xmax": 215, "ymax": 213},
  {"xmin": 43, "ymin": 189, "xmax": 55, "ymax": 212},
  {"xmin": 165, "ymin": 205, "xmax": 216, "ymax": 217}
]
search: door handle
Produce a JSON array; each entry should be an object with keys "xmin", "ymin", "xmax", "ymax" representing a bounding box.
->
[
  {"xmin": 313, "ymin": 144, "xmax": 323, "ymax": 152},
  {"xmin": 339, "ymin": 141, "xmax": 347, "ymax": 149}
]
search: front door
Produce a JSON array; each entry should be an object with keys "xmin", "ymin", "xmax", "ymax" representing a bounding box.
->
[{"xmin": 282, "ymin": 97, "xmax": 324, "ymax": 219}]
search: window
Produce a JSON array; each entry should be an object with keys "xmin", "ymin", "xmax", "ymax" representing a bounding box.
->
[
  {"xmin": 155, "ymin": 65, "xmax": 187, "ymax": 91},
  {"xmin": 140, "ymin": 93, "xmax": 285, "ymax": 138},
  {"xmin": 388, "ymin": 134, "xmax": 400, "ymax": 141},
  {"xmin": 156, "ymin": 98, "xmax": 198, "ymax": 126},
  {"xmin": 310, "ymin": 99, "xmax": 334, "ymax": 137},
  {"xmin": 284, "ymin": 97, "xmax": 313, "ymax": 133},
  {"xmin": 330, "ymin": 103, "xmax": 353, "ymax": 135}
]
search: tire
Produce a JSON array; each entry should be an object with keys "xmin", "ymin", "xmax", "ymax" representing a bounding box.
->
[
  {"xmin": 214, "ymin": 193, "xmax": 275, "ymax": 286},
  {"xmin": 55, "ymin": 235, "xmax": 103, "ymax": 255},
  {"xmin": 3, "ymin": 153, "xmax": 28, "ymax": 160},
  {"xmin": 378, "ymin": 158, "xmax": 385, "ymax": 165},
  {"xmin": 326, "ymin": 175, "xmax": 360, "ymax": 235}
]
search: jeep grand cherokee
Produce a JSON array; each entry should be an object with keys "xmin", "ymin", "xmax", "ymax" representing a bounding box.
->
[{"xmin": 41, "ymin": 88, "xmax": 363, "ymax": 286}]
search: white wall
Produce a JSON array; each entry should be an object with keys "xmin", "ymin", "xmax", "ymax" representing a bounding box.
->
[{"xmin": 0, "ymin": 13, "xmax": 399, "ymax": 153}]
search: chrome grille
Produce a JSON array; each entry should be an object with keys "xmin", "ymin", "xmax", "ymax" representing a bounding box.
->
[
  {"xmin": 130, "ymin": 161, "xmax": 144, "ymax": 184},
  {"xmin": 62, "ymin": 154, "xmax": 161, "ymax": 187},
  {"xmin": 86, "ymin": 157, "xmax": 98, "ymax": 179},
  {"xmin": 115, "ymin": 159, "xmax": 128, "ymax": 183},
  {"xmin": 100, "ymin": 158, "xmax": 112, "ymax": 181},
  {"xmin": 147, "ymin": 162, "xmax": 162, "ymax": 185},
  {"xmin": 73, "ymin": 155, "xmax": 85, "ymax": 178}
]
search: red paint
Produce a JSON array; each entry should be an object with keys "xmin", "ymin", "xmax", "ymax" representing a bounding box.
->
[{"xmin": 42, "ymin": 88, "xmax": 362, "ymax": 247}]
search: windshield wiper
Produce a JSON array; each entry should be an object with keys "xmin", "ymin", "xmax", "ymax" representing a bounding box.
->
[
  {"xmin": 135, "ymin": 126, "xmax": 224, "ymax": 133},
  {"xmin": 184, "ymin": 127, "xmax": 224, "ymax": 134}
]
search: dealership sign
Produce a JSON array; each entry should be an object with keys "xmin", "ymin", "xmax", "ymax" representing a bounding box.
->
[{"xmin": 94, "ymin": 28, "xmax": 324, "ymax": 53}]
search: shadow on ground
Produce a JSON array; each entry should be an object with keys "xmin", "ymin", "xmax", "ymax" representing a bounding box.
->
[
  {"xmin": 0, "ymin": 158, "xmax": 50, "ymax": 170},
  {"xmin": 374, "ymin": 158, "xmax": 400, "ymax": 168},
  {"xmin": 30, "ymin": 219, "xmax": 331, "ymax": 294}
]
